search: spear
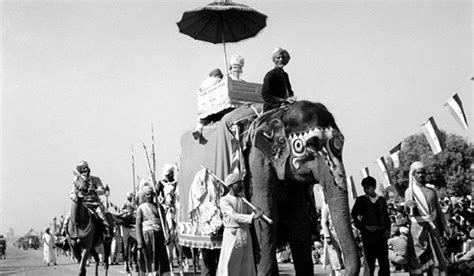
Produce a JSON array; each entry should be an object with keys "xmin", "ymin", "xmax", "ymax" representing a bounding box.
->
[
  {"xmin": 131, "ymin": 145, "xmax": 136, "ymax": 195},
  {"xmin": 200, "ymin": 166, "xmax": 273, "ymax": 225},
  {"xmin": 143, "ymin": 143, "xmax": 168, "ymax": 239},
  {"xmin": 151, "ymin": 123, "xmax": 156, "ymax": 179}
]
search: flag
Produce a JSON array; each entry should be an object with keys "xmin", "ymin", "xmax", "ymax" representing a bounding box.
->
[
  {"xmin": 361, "ymin": 167, "xmax": 370, "ymax": 178},
  {"xmin": 347, "ymin": 176, "xmax": 357, "ymax": 199},
  {"xmin": 422, "ymin": 117, "xmax": 445, "ymax": 154},
  {"xmin": 376, "ymin": 156, "xmax": 391, "ymax": 188},
  {"xmin": 389, "ymin": 142, "xmax": 402, "ymax": 168},
  {"xmin": 445, "ymin": 94, "xmax": 468, "ymax": 130}
]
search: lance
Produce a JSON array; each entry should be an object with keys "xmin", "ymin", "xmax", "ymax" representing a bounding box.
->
[
  {"xmin": 151, "ymin": 123, "xmax": 156, "ymax": 179},
  {"xmin": 200, "ymin": 166, "xmax": 273, "ymax": 225},
  {"xmin": 131, "ymin": 145, "xmax": 136, "ymax": 195},
  {"xmin": 143, "ymin": 143, "xmax": 168, "ymax": 239}
]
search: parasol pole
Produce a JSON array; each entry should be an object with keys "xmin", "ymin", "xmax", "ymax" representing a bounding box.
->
[{"xmin": 222, "ymin": 32, "xmax": 229, "ymax": 75}]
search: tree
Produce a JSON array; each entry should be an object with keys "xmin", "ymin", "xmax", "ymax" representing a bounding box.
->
[{"xmin": 387, "ymin": 130, "xmax": 473, "ymax": 198}]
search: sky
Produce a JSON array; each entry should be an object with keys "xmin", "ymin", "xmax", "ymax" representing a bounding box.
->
[{"xmin": 1, "ymin": 0, "xmax": 472, "ymax": 235}]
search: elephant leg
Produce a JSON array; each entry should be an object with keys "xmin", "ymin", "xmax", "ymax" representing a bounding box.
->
[
  {"xmin": 253, "ymin": 220, "xmax": 279, "ymax": 276},
  {"xmin": 249, "ymin": 150, "xmax": 279, "ymax": 276}
]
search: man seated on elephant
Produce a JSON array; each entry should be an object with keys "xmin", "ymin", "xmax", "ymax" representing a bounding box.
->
[
  {"xmin": 69, "ymin": 160, "xmax": 113, "ymax": 238},
  {"xmin": 262, "ymin": 47, "xmax": 297, "ymax": 112}
]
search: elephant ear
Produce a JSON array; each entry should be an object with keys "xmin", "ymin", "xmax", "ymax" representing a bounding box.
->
[{"xmin": 254, "ymin": 118, "xmax": 290, "ymax": 180}]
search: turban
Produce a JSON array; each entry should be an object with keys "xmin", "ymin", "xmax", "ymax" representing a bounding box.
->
[
  {"xmin": 76, "ymin": 160, "xmax": 89, "ymax": 170},
  {"xmin": 409, "ymin": 161, "xmax": 425, "ymax": 187},
  {"xmin": 410, "ymin": 161, "xmax": 425, "ymax": 173},
  {"xmin": 271, "ymin": 47, "xmax": 291, "ymax": 62},
  {"xmin": 229, "ymin": 55, "xmax": 245, "ymax": 67},
  {"xmin": 77, "ymin": 160, "xmax": 89, "ymax": 167},
  {"xmin": 162, "ymin": 164, "xmax": 175, "ymax": 177},
  {"xmin": 209, "ymin": 68, "xmax": 223, "ymax": 78},
  {"xmin": 399, "ymin": 226, "xmax": 409, "ymax": 235},
  {"xmin": 142, "ymin": 185, "xmax": 154, "ymax": 195},
  {"xmin": 224, "ymin": 172, "xmax": 241, "ymax": 187}
]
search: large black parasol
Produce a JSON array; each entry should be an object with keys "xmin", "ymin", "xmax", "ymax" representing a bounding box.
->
[{"xmin": 177, "ymin": 0, "xmax": 267, "ymax": 72}]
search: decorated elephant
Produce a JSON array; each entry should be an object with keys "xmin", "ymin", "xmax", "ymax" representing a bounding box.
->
[
  {"xmin": 177, "ymin": 100, "xmax": 359, "ymax": 275},
  {"xmin": 244, "ymin": 100, "xmax": 360, "ymax": 275}
]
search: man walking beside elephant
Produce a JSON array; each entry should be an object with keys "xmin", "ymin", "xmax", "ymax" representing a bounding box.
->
[{"xmin": 351, "ymin": 176, "xmax": 390, "ymax": 276}]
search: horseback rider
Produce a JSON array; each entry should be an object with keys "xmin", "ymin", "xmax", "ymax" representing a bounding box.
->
[{"xmin": 69, "ymin": 160, "xmax": 113, "ymax": 238}]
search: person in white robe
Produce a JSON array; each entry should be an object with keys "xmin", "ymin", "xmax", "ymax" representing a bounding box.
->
[
  {"xmin": 42, "ymin": 227, "xmax": 56, "ymax": 266},
  {"xmin": 216, "ymin": 173, "xmax": 262, "ymax": 276},
  {"xmin": 405, "ymin": 161, "xmax": 449, "ymax": 275}
]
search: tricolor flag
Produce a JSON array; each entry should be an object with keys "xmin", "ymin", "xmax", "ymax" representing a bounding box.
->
[
  {"xmin": 347, "ymin": 176, "xmax": 357, "ymax": 199},
  {"xmin": 389, "ymin": 142, "xmax": 402, "ymax": 168},
  {"xmin": 422, "ymin": 117, "xmax": 445, "ymax": 154},
  {"xmin": 376, "ymin": 156, "xmax": 391, "ymax": 188},
  {"xmin": 445, "ymin": 94, "xmax": 468, "ymax": 130},
  {"xmin": 361, "ymin": 167, "xmax": 370, "ymax": 178}
]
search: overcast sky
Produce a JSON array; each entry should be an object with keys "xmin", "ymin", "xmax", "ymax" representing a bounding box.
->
[{"xmin": 1, "ymin": 0, "xmax": 472, "ymax": 235}]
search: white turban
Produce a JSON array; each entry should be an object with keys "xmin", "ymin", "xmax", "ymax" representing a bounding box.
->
[
  {"xmin": 399, "ymin": 226, "xmax": 409, "ymax": 235},
  {"xmin": 229, "ymin": 55, "xmax": 245, "ymax": 68},
  {"xmin": 224, "ymin": 172, "xmax": 241, "ymax": 187},
  {"xmin": 142, "ymin": 185, "xmax": 154, "ymax": 195},
  {"xmin": 271, "ymin": 47, "xmax": 291, "ymax": 62}
]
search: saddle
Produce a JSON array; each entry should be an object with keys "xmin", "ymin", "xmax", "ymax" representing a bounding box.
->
[{"xmin": 67, "ymin": 202, "xmax": 106, "ymax": 244}]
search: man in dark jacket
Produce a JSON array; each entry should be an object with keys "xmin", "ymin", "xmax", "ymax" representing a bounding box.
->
[
  {"xmin": 351, "ymin": 176, "xmax": 390, "ymax": 276},
  {"xmin": 261, "ymin": 47, "xmax": 296, "ymax": 111}
]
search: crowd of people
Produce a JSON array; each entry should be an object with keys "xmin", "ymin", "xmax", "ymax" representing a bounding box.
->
[
  {"xmin": 45, "ymin": 160, "xmax": 471, "ymax": 276},
  {"xmin": 310, "ymin": 161, "xmax": 473, "ymax": 276}
]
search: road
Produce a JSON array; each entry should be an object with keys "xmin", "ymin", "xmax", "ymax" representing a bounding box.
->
[
  {"xmin": 0, "ymin": 242, "xmax": 408, "ymax": 275},
  {"xmin": 0, "ymin": 243, "xmax": 329, "ymax": 276}
]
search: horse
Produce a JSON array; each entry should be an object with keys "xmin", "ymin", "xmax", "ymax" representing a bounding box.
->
[
  {"xmin": 67, "ymin": 179, "xmax": 112, "ymax": 276},
  {"xmin": 111, "ymin": 211, "xmax": 139, "ymax": 276}
]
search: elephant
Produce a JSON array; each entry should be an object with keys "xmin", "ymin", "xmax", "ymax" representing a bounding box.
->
[{"xmin": 241, "ymin": 100, "xmax": 360, "ymax": 275}]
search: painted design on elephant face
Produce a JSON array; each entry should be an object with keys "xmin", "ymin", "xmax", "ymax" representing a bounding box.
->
[
  {"xmin": 320, "ymin": 128, "xmax": 347, "ymax": 189},
  {"xmin": 288, "ymin": 127, "xmax": 325, "ymax": 170},
  {"xmin": 288, "ymin": 127, "xmax": 346, "ymax": 188}
]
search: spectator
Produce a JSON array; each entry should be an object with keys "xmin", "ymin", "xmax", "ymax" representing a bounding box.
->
[
  {"xmin": 388, "ymin": 225, "xmax": 408, "ymax": 271},
  {"xmin": 42, "ymin": 227, "xmax": 57, "ymax": 266},
  {"xmin": 404, "ymin": 161, "xmax": 449, "ymax": 276},
  {"xmin": 351, "ymin": 176, "xmax": 390, "ymax": 276}
]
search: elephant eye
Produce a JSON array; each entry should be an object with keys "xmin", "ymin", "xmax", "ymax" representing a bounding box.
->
[
  {"xmin": 292, "ymin": 138, "xmax": 305, "ymax": 154},
  {"xmin": 278, "ymin": 137, "xmax": 285, "ymax": 144},
  {"xmin": 306, "ymin": 136, "xmax": 322, "ymax": 151},
  {"xmin": 329, "ymin": 137, "xmax": 343, "ymax": 157}
]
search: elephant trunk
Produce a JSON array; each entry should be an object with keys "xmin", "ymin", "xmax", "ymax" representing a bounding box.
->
[{"xmin": 313, "ymin": 159, "xmax": 360, "ymax": 276}]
